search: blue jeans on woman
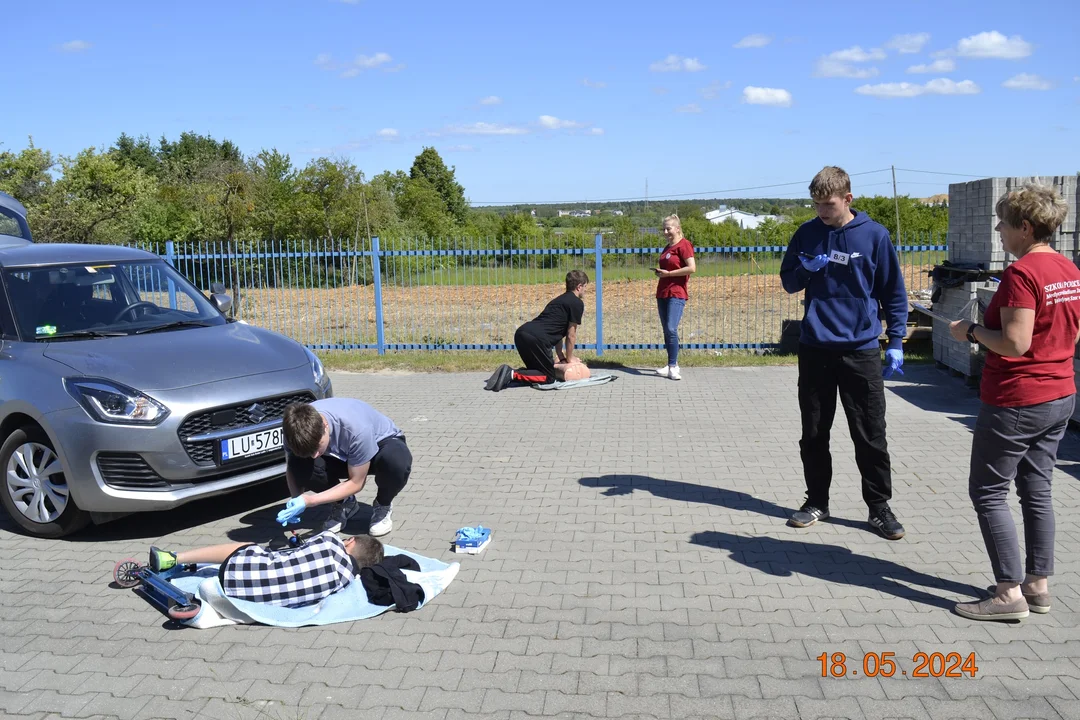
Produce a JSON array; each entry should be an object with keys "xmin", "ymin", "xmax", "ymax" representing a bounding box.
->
[{"xmin": 657, "ymin": 297, "xmax": 686, "ymax": 367}]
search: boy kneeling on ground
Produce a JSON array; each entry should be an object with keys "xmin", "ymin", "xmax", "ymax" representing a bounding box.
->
[{"xmin": 146, "ymin": 533, "xmax": 384, "ymax": 608}]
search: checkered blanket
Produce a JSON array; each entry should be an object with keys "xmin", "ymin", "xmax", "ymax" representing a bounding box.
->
[{"xmin": 222, "ymin": 532, "xmax": 355, "ymax": 608}]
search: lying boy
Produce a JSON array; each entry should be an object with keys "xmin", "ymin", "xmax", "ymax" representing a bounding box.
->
[{"xmin": 147, "ymin": 533, "xmax": 384, "ymax": 608}]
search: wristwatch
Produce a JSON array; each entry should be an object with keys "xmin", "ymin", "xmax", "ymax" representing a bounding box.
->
[{"xmin": 966, "ymin": 323, "xmax": 980, "ymax": 345}]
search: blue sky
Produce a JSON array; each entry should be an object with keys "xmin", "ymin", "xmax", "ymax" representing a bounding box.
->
[{"xmin": 4, "ymin": 0, "xmax": 1078, "ymax": 206}]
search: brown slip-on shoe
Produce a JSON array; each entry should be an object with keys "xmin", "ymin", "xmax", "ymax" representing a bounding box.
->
[
  {"xmin": 956, "ymin": 596, "xmax": 1029, "ymax": 622},
  {"xmin": 986, "ymin": 586, "xmax": 1050, "ymax": 614}
]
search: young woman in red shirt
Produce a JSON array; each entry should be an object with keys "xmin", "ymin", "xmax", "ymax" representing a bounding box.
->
[
  {"xmin": 653, "ymin": 215, "xmax": 696, "ymax": 380},
  {"xmin": 949, "ymin": 184, "xmax": 1080, "ymax": 621}
]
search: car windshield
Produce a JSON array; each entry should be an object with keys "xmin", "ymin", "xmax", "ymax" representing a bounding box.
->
[
  {"xmin": 0, "ymin": 206, "xmax": 27, "ymax": 239},
  {"xmin": 4, "ymin": 260, "xmax": 228, "ymax": 341}
]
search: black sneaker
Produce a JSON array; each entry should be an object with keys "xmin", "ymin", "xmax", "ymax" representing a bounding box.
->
[
  {"xmin": 868, "ymin": 505, "xmax": 905, "ymax": 540},
  {"xmin": 485, "ymin": 364, "xmax": 513, "ymax": 392},
  {"xmin": 788, "ymin": 504, "xmax": 829, "ymax": 528}
]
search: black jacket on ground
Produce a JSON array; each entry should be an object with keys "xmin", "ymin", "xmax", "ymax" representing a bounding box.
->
[{"xmin": 359, "ymin": 555, "xmax": 425, "ymax": 612}]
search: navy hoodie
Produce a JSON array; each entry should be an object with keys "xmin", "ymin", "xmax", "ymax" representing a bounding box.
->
[{"xmin": 780, "ymin": 211, "xmax": 908, "ymax": 351}]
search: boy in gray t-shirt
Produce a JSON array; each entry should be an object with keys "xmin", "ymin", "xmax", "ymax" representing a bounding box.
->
[{"xmin": 276, "ymin": 398, "xmax": 411, "ymax": 536}]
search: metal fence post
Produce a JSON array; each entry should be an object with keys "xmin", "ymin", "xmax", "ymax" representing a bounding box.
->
[
  {"xmin": 164, "ymin": 240, "xmax": 178, "ymax": 310},
  {"xmin": 371, "ymin": 236, "xmax": 386, "ymax": 355},
  {"xmin": 594, "ymin": 232, "xmax": 604, "ymax": 356}
]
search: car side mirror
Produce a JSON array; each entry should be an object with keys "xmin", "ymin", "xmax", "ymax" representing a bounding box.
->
[
  {"xmin": 210, "ymin": 293, "xmax": 233, "ymax": 315},
  {"xmin": 210, "ymin": 282, "xmax": 226, "ymax": 295}
]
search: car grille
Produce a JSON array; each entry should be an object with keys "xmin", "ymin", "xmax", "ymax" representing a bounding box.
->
[
  {"xmin": 97, "ymin": 452, "xmax": 283, "ymax": 490},
  {"xmin": 178, "ymin": 392, "xmax": 315, "ymax": 466}
]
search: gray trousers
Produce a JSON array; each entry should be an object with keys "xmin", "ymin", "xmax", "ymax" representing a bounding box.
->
[{"xmin": 968, "ymin": 395, "xmax": 1074, "ymax": 583}]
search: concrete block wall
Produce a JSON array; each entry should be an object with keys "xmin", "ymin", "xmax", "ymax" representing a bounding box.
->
[
  {"xmin": 931, "ymin": 282, "xmax": 993, "ymax": 377},
  {"xmin": 946, "ymin": 175, "xmax": 1080, "ymax": 270}
]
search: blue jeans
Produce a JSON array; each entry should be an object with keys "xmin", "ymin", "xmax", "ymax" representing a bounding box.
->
[{"xmin": 657, "ymin": 297, "xmax": 686, "ymax": 366}]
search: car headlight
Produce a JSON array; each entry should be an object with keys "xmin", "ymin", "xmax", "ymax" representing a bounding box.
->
[
  {"xmin": 64, "ymin": 378, "xmax": 170, "ymax": 425},
  {"xmin": 304, "ymin": 348, "xmax": 327, "ymax": 386}
]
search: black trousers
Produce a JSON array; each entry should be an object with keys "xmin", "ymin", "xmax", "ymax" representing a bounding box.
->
[
  {"xmin": 287, "ymin": 435, "xmax": 411, "ymax": 506},
  {"xmin": 514, "ymin": 324, "xmax": 557, "ymax": 383},
  {"xmin": 798, "ymin": 344, "xmax": 892, "ymax": 511}
]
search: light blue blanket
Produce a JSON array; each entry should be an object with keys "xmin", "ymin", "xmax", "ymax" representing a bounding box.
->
[
  {"xmin": 532, "ymin": 373, "xmax": 616, "ymax": 390},
  {"xmin": 161, "ymin": 545, "xmax": 459, "ymax": 628}
]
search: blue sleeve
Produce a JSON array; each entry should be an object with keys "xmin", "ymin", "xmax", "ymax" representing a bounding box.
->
[
  {"xmin": 873, "ymin": 231, "xmax": 909, "ymax": 351},
  {"xmin": 780, "ymin": 227, "xmax": 810, "ymax": 294}
]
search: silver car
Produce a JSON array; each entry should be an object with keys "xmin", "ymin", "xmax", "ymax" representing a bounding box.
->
[{"xmin": 0, "ymin": 227, "xmax": 332, "ymax": 537}]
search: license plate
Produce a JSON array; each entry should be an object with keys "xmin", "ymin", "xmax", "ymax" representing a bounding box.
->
[{"xmin": 220, "ymin": 427, "xmax": 284, "ymax": 462}]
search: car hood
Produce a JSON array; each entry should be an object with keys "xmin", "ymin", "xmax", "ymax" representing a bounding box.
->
[{"xmin": 43, "ymin": 322, "xmax": 310, "ymax": 391}]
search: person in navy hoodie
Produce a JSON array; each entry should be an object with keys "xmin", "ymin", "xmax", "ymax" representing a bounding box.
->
[{"xmin": 779, "ymin": 166, "xmax": 908, "ymax": 540}]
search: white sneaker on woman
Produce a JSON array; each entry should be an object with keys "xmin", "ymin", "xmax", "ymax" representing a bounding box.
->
[
  {"xmin": 655, "ymin": 366, "xmax": 670, "ymax": 377},
  {"xmin": 369, "ymin": 502, "xmax": 393, "ymax": 536},
  {"xmin": 669, "ymin": 366, "xmax": 682, "ymax": 381}
]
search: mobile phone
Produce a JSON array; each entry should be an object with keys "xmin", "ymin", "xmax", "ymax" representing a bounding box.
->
[{"xmin": 799, "ymin": 251, "xmax": 816, "ymax": 259}]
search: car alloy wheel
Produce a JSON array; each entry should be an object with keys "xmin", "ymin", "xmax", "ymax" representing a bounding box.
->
[{"xmin": 6, "ymin": 439, "xmax": 69, "ymax": 523}]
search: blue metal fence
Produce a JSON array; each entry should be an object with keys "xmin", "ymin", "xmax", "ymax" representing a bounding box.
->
[{"xmin": 143, "ymin": 233, "xmax": 946, "ymax": 354}]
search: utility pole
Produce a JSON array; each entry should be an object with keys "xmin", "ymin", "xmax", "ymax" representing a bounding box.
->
[
  {"xmin": 891, "ymin": 165, "xmax": 902, "ymax": 242},
  {"xmin": 645, "ymin": 178, "xmax": 648, "ymax": 213}
]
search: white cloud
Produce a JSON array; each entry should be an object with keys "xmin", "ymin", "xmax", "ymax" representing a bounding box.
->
[
  {"xmin": 582, "ymin": 77, "xmax": 606, "ymax": 89},
  {"xmin": 1002, "ymin": 73, "xmax": 1052, "ymax": 91},
  {"xmin": 855, "ymin": 78, "xmax": 980, "ymax": 98},
  {"xmin": 734, "ymin": 34, "xmax": 771, "ymax": 49},
  {"xmin": 814, "ymin": 58, "xmax": 879, "ymax": 79},
  {"xmin": 376, "ymin": 128, "xmax": 399, "ymax": 138},
  {"xmin": 828, "ymin": 46, "xmax": 886, "ymax": 63},
  {"xmin": 587, "ymin": 128, "xmax": 604, "ymax": 135},
  {"xmin": 650, "ymin": 54, "xmax": 706, "ymax": 72},
  {"xmin": 742, "ymin": 86, "xmax": 792, "ymax": 107},
  {"xmin": 814, "ymin": 46, "xmax": 884, "ymax": 78},
  {"xmin": 700, "ymin": 80, "xmax": 732, "ymax": 100},
  {"xmin": 676, "ymin": 103, "xmax": 703, "ymax": 114},
  {"xmin": 538, "ymin": 115, "xmax": 587, "ymax": 130},
  {"xmin": 955, "ymin": 31, "xmax": 1032, "ymax": 59},
  {"xmin": 60, "ymin": 40, "xmax": 92, "ymax": 52},
  {"xmin": 316, "ymin": 51, "xmax": 395, "ymax": 78},
  {"xmin": 886, "ymin": 33, "xmax": 930, "ymax": 54},
  {"xmin": 441, "ymin": 122, "xmax": 529, "ymax": 136},
  {"xmin": 479, "ymin": 95, "xmax": 502, "ymax": 105},
  {"xmin": 907, "ymin": 58, "xmax": 955, "ymax": 74}
]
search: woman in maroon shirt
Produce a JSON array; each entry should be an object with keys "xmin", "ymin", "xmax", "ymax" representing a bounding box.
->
[
  {"xmin": 653, "ymin": 215, "xmax": 696, "ymax": 380},
  {"xmin": 948, "ymin": 184, "xmax": 1080, "ymax": 621}
]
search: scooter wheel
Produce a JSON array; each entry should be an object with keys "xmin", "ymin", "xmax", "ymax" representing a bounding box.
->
[
  {"xmin": 113, "ymin": 559, "xmax": 143, "ymax": 588},
  {"xmin": 167, "ymin": 601, "xmax": 202, "ymax": 621}
]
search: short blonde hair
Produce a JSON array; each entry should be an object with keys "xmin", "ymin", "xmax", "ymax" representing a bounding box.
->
[
  {"xmin": 662, "ymin": 214, "xmax": 682, "ymax": 233},
  {"xmin": 809, "ymin": 166, "xmax": 851, "ymax": 201},
  {"xmin": 995, "ymin": 184, "xmax": 1068, "ymax": 241}
]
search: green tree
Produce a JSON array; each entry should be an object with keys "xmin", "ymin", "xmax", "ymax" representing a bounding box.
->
[
  {"xmin": 397, "ymin": 177, "xmax": 456, "ymax": 238},
  {"xmin": 409, "ymin": 147, "xmax": 467, "ymax": 225},
  {"xmin": 0, "ymin": 139, "xmax": 55, "ymax": 209}
]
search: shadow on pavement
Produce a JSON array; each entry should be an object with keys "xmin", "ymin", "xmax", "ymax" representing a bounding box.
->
[
  {"xmin": 580, "ymin": 473, "xmax": 869, "ymax": 533},
  {"xmin": 691, "ymin": 530, "xmax": 984, "ymax": 611}
]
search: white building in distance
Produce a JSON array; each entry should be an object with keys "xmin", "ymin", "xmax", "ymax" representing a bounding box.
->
[{"xmin": 705, "ymin": 205, "xmax": 778, "ymax": 230}]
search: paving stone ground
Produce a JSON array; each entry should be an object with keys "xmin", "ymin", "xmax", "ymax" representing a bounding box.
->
[{"xmin": 2, "ymin": 364, "xmax": 1079, "ymax": 720}]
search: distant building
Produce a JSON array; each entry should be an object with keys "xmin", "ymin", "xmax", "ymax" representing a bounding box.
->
[
  {"xmin": 918, "ymin": 194, "xmax": 949, "ymax": 206},
  {"xmin": 611, "ymin": 210, "xmax": 624, "ymax": 216},
  {"xmin": 569, "ymin": 210, "xmax": 591, "ymax": 218},
  {"xmin": 704, "ymin": 205, "xmax": 778, "ymax": 230},
  {"xmin": 558, "ymin": 210, "xmax": 572, "ymax": 217}
]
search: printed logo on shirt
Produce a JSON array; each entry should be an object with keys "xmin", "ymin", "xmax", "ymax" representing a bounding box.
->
[
  {"xmin": 850, "ymin": 252, "xmax": 862, "ymax": 259},
  {"xmin": 1044, "ymin": 279, "xmax": 1080, "ymax": 305}
]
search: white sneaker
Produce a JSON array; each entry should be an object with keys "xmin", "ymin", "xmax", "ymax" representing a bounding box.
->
[
  {"xmin": 669, "ymin": 365, "xmax": 682, "ymax": 381},
  {"xmin": 655, "ymin": 366, "xmax": 670, "ymax": 378},
  {"xmin": 322, "ymin": 495, "xmax": 359, "ymax": 533},
  {"xmin": 369, "ymin": 502, "xmax": 393, "ymax": 537}
]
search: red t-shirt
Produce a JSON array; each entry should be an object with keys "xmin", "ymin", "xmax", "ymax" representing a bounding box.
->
[
  {"xmin": 980, "ymin": 251, "xmax": 1080, "ymax": 407},
  {"xmin": 656, "ymin": 238, "xmax": 694, "ymax": 299}
]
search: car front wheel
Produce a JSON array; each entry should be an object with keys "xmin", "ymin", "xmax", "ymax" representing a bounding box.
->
[{"xmin": 0, "ymin": 426, "xmax": 90, "ymax": 538}]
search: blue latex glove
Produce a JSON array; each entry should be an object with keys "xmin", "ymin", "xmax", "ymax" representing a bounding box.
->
[
  {"xmin": 800, "ymin": 254, "xmax": 829, "ymax": 272},
  {"xmin": 456, "ymin": 526, "xmax": 488, "ymax": 543},
  {"xmin": 276, "ymin": 496, "xmax": 306, "ymax": 526},
  {"xmin": 882, "ymin": 349, "xmax": 904, "ymax": 379}
]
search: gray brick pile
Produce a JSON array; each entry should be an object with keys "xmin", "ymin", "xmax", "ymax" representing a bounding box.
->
[{"xmin": 934, "ymin": 175, "xmax": 1080, "ymax": 396}]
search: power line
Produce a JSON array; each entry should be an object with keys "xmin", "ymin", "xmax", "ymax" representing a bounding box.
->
[
  {"xmin": 470, "ymin": 168, "xmax": 892, "ymax": 206},
  {"xmin": 894, "ymin": 168, "xmax": 989, "ymax": 179}
]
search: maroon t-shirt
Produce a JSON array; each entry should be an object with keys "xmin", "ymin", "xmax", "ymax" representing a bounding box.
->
[
  {"xmin": 980, "ymin": 251, "xmax": 1080, "ymax": 407},
  {"xmin": 656, "ymin": 238, "xmax": 694, "ymax": 300}
]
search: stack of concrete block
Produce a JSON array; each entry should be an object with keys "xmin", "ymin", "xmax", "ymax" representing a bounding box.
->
[
  {"xmin": 947, "ymin": 175, "xmax": 1080, "ymax": 270},
  {"xmin": 937, "ymin": 175, "xmax": 1080, "ymax": 383},
  {"xmin": 931, "ymin": 281, "xmax": 994, "ymax": 379}
]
